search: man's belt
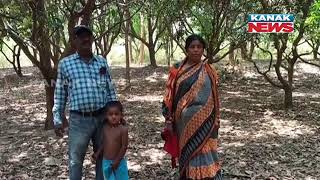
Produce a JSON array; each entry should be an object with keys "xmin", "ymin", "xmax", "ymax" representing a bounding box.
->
[{"xmin": 70, "ymin": 107, "xmax": 105, "ymax": 117}]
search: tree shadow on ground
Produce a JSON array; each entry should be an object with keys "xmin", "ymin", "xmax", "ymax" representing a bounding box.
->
[{"xmin": 0, "ymin": 65, "xmax": 319, "ymax": 179}]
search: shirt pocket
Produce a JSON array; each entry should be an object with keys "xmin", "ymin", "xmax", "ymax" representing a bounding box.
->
[{"xmin": 97, "ymin": 74, "xmax": 107, "ymax": 90}]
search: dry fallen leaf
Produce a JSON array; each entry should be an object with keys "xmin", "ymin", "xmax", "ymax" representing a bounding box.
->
[{"xmin": 1, "ymin": 65, "xmax": 319, "ymax": 179}]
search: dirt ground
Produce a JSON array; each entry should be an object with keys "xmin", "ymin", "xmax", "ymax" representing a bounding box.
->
[{"xmin": 0, "ymin": 64, "xmax": 319, "ymax": 180}]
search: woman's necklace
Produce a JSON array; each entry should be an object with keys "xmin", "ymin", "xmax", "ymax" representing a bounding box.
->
[{"xmin": 184, "ymin": 60, "xmax": 199, "ymax": 69}]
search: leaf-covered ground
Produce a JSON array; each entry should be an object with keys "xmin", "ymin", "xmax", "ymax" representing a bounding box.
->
[{"xmin": 0, "ymin": 64, "xmax": 319, "ymax": 180}]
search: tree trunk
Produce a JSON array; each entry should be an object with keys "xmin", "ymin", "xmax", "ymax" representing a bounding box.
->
[
  {"xmin": 149, "ymin": 44, "xmax": 157, "ymax": 67},
  {"xmin": 33, "ymin": 48, "xmax": 38, "ymax": 67},
  {"xmin": 44, "ymin": 85, "xmax": 68, "ymax": 129},
  {"xmin": 165, "ymin": 42, "xmax": 170, "ymax": 67},
  {"xmin": 12, "ymin": 62, "xmax": 22, "ymax": 77},
  {"xmin": 240, "ymin": 42, "xmax": 248, "ymax": 61},
  {"xmin": 229, "ymin": 42, "xmax": 236, "ymax": 66},
  {"xmin": 284, "ymin": 63, "xmax": 294, "ymax": 109},
  {"xmin": 284, "ymin": 87, "xmax": 293, "ymax": 109},
  {"xmin": 129, "ymin": 34, "xmax": 133, "ymax": 64},
  {"xmin": 139, "ymin": 43, "xmax": 145, "ymax": 65},
  {"xmin": 240, "ymin": 39, "xmax": 255, "ymax": 61},
  {"xmin": 139, "ymin": 23, "xmax": 146, "ymax": 65},
  {"xmin": 248, "ymin": 39, "xmax": 255, "ymax": 61},
  {"xmin": 124, "ymin": 0, "xmax": 130, "ymax": 84},
  {"xmin": 62, "ymin": 0, "xmax": 95, "ymax": 58},
  {"xmin": 15, "ymin": 47, "xmax": 22, "ymax": 77},
  {"xmin": 139, "ymin": 13, "xmax": 145, "ymax": 65},
  {"xmin": 207, "ymin": 47, "xmax": 214, "ymax": 63},
  {"xmin": 125, "ymin": 38, "xmax": 130, "ymax": 84},
  {"xmin": 313, "ymin": 42, "xmax": 320, "ymax": 60},
  {"xmin": 44, "ymin": 86, "xmax": 55, "ymax": 129},
  {"xmin": 147, "ymin": 16, "xmax": 157, "ymax": 67},
  {"xmin": 170, "ymin": 32, "xmax": 174, "ymax": 67},
  {"xmin": 31, "ymin": 0, "xmax": 57, "ymax": 129}
]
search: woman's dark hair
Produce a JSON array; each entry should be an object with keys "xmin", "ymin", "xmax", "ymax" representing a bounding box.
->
[{"xmin": 185, "ymin": 34, "xmax": 206, "ymax": 50}]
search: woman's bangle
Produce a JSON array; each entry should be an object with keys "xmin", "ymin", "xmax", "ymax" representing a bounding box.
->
[{"xmin": 165, "ymin": 120, "xmax": 172, "ymax": 124}]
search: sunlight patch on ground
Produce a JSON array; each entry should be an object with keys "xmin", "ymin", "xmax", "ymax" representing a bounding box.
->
[
  {"xmin": 0, "ymin": 105, "xmax": 9, "ymax": 111},
  {"xmin": 126, "ymin": 95, "xmax": 162, "ymax": 102},
  {"xmin": 32, "ymin": 112, "xmax": 46, "ymax": 120},
  {"xmin": 221, "ymin": 108, "xmax": 242, "ymax": 114},
  {"xmin": 145, "ymin": 76, "xmax": 157, "ymax": 82},
  {"xmin": 305, "ymin": 176, "xmax": 318, "ymax": 180},
  {"xmin": 256, "ymin": 110, "xmax": 316, "ymax": 138},
  {"xmin": 224, "ymin": 91, "xmax": 250, "ymax": 98},
  {"xmin": 83, "ymin": 159, "xmax": 93, "ymax": 167},
  {"xmin": 310, "ymin": 100, "xmax": 320, "ymax": 105},
  {"xmin": 24, "ymin": 102, "xmax": 46, "ymax": 109},
  {"xmin": 11, "ymin": 83, "xmax": 42, "ymax": 91},
  {"xmin": 154, "ymin": 116, "xmax": 165, "ymax": 123},
  {"xmin": 139, "ymin": 148, "xmax": 166, "ymax": 165},
  {"xmin": 145, "ymin": 72, "xmax": 159, "ymax": 82},
  {"xmin": 223, "ymin": 142, "xmax": 246, "ymax": 148},
  {"xmin": 293, "ymin": 92, "xmax": 320, "ymax": 98},
  {"xmin": 221, "ymin": 119, "xmax": 251, "ymax": 137},
  {"xmin": 127, "ymin": 161, "xmax": 142, "ymax": 171},
  {"xmin": 219, "ymin": 119, "xmax": 251, "ymax": 136},
  {"xmin": 115, "ymin": 78, "xmax": 139, "ymax": 86},
  {"xmin": 297, "ymin": 64, "xmax": 320, "ymax": 74},
  {"xmin": 8, "ymin": 152, "xmax": 28, "ymax": 163},
  {"xmin": 243, "ymin": 71, "xmax": 260, "ymax": 78},
  {"xmin": 230, "ymin": 129, "xmax": 250, "ymax": 136},
  {"xmin": 161, "ymin": 74, "xmax": 168, "ymax": 79}
]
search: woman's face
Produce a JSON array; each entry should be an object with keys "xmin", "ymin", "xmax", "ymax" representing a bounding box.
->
[{"xmin": 186, "ymin": 40, "xmax": 204, "ymax": 64}]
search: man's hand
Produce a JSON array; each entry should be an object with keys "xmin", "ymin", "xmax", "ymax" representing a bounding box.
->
[
  {"xmin": 54, "ymin": 126, "xmax": 64, "ymax": 138},
  {"xmin": 111, "ymin": 160, "xmax": 120, "ymax": 171}
]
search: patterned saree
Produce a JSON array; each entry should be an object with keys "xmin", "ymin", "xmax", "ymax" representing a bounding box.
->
[{"xmin": 162, "ymin": 60, "xmax": 222, "ymax": 179}]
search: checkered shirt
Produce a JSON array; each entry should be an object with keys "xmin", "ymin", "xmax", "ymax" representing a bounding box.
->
[{"xmin": 52, "ymin": 53, "xmax": 117, "ymax": 127}]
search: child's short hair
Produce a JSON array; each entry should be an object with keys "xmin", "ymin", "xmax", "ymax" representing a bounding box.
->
[
  {"xmin": 105, "ymin": 101, "xmax": 126, "ymax": 125},
  {"xmin": 106, "ymin": 101, "xmax": 123, "ymax": 113}
]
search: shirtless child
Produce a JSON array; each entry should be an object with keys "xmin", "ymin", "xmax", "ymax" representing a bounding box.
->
[{"xmin": 93, "ymin": 101, "xmax": 129, "ymax": 180}]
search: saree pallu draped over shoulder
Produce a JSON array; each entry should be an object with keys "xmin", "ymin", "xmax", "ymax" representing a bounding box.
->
[{"xmin": 162, "ymin": 60, "xmax": 223, "ymax": 180}]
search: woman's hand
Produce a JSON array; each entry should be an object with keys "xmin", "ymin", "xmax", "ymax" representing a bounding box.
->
[{"xmin": 165, "ymin": 120, "xmax": 173, "ymax": 132}]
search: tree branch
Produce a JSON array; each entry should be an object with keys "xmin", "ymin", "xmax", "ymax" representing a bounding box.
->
[
  {"xmin": 298, "ymin": 57, "xmax": 320, "ymax": 68},
  {"xmin": 250, "ymin": 41, "xmax": 283, "ymax": 88},
  {"xmin": 96, "ymin": 4, "xmax": 142, "ymax": 41},
  {"xmin": 6, "ymin": 27, "xmax": 40, "ymax": 68}
]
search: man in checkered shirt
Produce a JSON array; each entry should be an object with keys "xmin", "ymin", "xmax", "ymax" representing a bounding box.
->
[{"xmin": 52, "ymin": 25, "xmax": 117, "ymax": 180}]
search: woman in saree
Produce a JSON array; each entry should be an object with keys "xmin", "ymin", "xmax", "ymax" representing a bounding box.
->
[{"xmin": 162, "ymin": 34, "xmax": 223, "ymax": 180}]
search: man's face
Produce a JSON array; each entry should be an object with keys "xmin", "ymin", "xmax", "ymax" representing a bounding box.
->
[{"xmin": 75, "ymin": 31, "xmax": 93, "ymax": 52}]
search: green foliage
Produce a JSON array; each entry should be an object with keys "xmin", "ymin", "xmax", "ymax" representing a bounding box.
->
[
  {"xmin": 0, "ymin": 0, "xmax": 318, "ymax": 66},
  {"xmin": 306, "ymin": 0, "xmax": 320, "ymax": 40}
]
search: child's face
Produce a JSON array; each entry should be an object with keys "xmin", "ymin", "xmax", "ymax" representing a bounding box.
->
[{"xmin": 106, "ymin": 107, "xmax": 122, "ymax": 125}]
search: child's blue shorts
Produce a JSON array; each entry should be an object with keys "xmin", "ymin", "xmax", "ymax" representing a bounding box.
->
[{"xmin": 102, "ymin": 158, "xmax": 129, "ymax": 180}]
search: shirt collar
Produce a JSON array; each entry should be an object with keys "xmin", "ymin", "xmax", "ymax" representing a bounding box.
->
[{"xmin": 75, "ymin": 52, "xmax": 98, "ymax": 63}]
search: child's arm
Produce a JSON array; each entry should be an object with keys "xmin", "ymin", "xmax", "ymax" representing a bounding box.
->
[
  {"xmin": 94, "ymin": 146, "xmax": 103, "ymax": 159},
  {"xmin": 112, "ymin": 126, "xmax": 128, "ymax": 169}
]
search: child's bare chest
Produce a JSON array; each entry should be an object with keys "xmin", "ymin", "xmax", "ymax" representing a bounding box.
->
[{"xmin": 104, "ymin": 127, "xmax": 121, "ymax": 142}]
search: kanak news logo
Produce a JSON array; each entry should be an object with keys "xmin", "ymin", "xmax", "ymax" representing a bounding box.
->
[{"xmin": 248, "ymin": 14, "xmax": 294, "ymax": 33}]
